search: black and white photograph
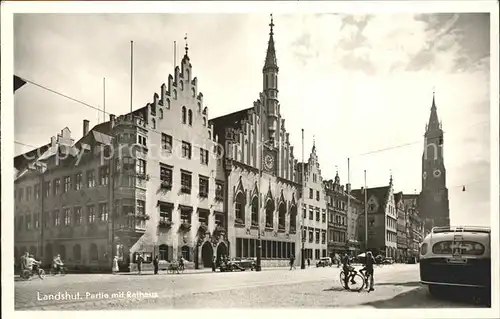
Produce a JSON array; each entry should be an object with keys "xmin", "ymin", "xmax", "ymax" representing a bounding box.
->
[{"xmin": 1, "ymin": 1, "xmax": 499, "ymax": 317}]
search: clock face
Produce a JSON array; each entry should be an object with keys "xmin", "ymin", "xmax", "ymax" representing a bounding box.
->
[
  {"xmin": 433, "ymin": 169, "xmax": 442, "ymax": 178},
  {"xmin": 264, "ymin": 154, "xmax": 274, "ymax": 170},
  {"xmin": 423, "ymin": 172, "xmax": 427, "ymax": 179}
]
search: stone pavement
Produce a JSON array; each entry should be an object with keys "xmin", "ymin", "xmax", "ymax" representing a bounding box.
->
[{"xmin": 14, "ymin": 264, "xmax": 488, "ymax": 310}]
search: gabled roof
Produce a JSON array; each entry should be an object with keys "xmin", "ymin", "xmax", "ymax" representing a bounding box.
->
[
  {"xmin": 351, "ymin": 186, "xmax": 391, "ymax": 215},
  {"xmin": 210, "ymin": 107, "xmax": 253, "ymax": 131}
]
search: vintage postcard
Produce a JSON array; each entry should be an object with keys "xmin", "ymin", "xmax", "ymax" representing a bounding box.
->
[{"xmin": 1, "ymin": 1, "xmax": 499, "ymax": 318}]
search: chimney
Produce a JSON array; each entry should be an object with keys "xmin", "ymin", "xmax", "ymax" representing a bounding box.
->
[
  {"xmin": 50, "ymin": 136, "xmax": 56, "ymax": 147},
  {"xmin": 83, "ymin": 119, "xmax": 90, "ymax": 136},
  {"xmin": 109, "ymin": 114, "xmax": 116, "ymax": 128}
]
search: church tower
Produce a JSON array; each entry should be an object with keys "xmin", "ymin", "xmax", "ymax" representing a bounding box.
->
[
  {"xmin": 419, "ymin": 92, "xmax": 450, "ymax": 227},
  {"xmin": 263, "ymin": 14, "xmax": 279, "ymax": 145}
]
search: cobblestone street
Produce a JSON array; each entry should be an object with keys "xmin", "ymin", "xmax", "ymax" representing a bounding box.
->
[{"xmin": 15, "ymin": 264, "xmax": 487, "ymax": 310}]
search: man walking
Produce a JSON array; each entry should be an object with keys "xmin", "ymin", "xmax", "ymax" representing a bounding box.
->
[
  {"xmin": 153, "ymin": 255, "xmax": 159, "ymax": 275},
  {"xmin": 212, "ymin": 255, "xmax": 217, "ymax": 272},
  {"xmin": 365, "ymin": 251, "xmax": 376, "ymax": 292},
  {"xmin": 289, "ymin": 254, "xmax": 296, "ymax": 270},
  {"xmin": 136, "ymin": 253, "xmax": 144, "ymax": 275}
]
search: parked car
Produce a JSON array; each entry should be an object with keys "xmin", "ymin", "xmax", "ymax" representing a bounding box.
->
[
  {"xmin": 316, "ymin": 257, "xmax": 333, "ymax": 267},
  {"xmin": 232, "ymin": 257, "xmax": 256, "ymax": 270},
  {"xmin": 220, "ymin": 259, "xmax": 246, "ymax": 272},
  {"xmin": 383, "ymin": 257, "xmax": 395, "ymax": 264}
]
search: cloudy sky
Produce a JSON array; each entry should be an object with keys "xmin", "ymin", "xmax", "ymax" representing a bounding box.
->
[{"xmin": 14, "ymin": 12, "xmax": 491, "ymax": 226}]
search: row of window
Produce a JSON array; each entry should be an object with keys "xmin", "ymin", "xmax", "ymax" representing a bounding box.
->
[
  {"xmin": 234, "ymin": 193, "xmax": 298, "ymax": 230},
  {"xmin": 308, "ymin": 188, "xmax": 321, "ymax": 201},
  {"xmin": 15, "ymin": 243, "xmax": 101, "ymax": 263},
  {"xmin": 329, "ymin": 230, "xmax": 347, "ymax": 244},
  {"xmin": 386, "ymin": 216, "xmax": 397, "ymax": 230},
  {"xmin": 159, "ymin": 164, "xmax": 223, "ymax": 197},
  {"xmin": 15, "ymin": 166, "xmax": 110, "ymax": 202},
  {"xmin": 302, "ymin": 206, "xmax": 327, "ymax": 223},
  {"xmin": 303, "ymin": 248, "xmax": 328, "ymax": 260},
  {"xmin": 302, "ymin": 227, "xmax": 327, "ymax": 244},
  {"xmin": 234, "ymin": 238, "xmax": 296, "ymax": 260},
  {"xmin": 386, "ymin": 230, "xmax": 397, "ymax": 243}
]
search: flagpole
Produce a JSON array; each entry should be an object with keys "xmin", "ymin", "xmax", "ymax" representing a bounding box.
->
[
  {"xmin": 130, "ymin": 41, "xmax": 134, "ymax": 114},
  {"xmin": 103, "ymin": 77, "xmax": 106, "ymax": 123},
  {"xmin": 364, "ymin": 170, "xmax": 368, "ymax": 252},
  {"xmin": 347, "ymin": 158, "xmax": 350, "ymax": 248},
  {"xmin": 301, "ymin": 128, "xmax": 305, "ymax": 269},
  {"xmin": 255, "ymin": 103, "xmax": 263, "ymax": 272}
]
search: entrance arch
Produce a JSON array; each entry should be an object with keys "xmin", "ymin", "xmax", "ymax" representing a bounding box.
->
[
  {"xmin": 216, "ymin": 242, "xmax": 228, "ymax": 265},
  {"xmin": 201, "ymin": 242, "xmax": 213, "ymax": 268}
]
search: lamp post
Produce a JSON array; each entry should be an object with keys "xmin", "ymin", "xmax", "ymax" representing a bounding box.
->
[{"xmin": 300, "ymin": 129, "xmax": 306, "ymax": 269}]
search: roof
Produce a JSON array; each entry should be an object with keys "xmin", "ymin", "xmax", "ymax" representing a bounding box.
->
[
  {"xmin": 351, "ymin": 186, "xmax": 391, "ymax": 215},
  {"xmin": 210, "ymin": 107, "xmax": 253, "ymax": 130}
]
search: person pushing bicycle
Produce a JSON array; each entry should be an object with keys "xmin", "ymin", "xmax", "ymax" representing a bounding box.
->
[{"xmin": 341, "ymin": 252, "xmax": 356, "ymax": 289}]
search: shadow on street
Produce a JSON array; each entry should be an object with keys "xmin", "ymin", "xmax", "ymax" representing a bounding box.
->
[
  {"xmin": 360, "ymin": 286, "xmax": 489, "ymax": 308},
  {"xmin": 376, "ymin": 281, "xmax": 422, "ymax": 287}
]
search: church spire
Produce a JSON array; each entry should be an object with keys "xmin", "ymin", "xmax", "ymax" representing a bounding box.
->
[
  {"xmin": 426, "ymin": 89, "xmax": 441, "ymax": 133},
  {"xmin": 263, "ymin": 14, "xmax": 278, "ymax": 72}
]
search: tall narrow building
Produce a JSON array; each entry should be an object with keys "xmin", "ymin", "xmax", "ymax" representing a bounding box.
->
[{"xmin": 419, "ymin": 92, "xmax": 450, "ymax": 228}]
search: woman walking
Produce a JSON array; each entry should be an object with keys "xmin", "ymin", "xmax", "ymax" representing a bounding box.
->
[{"xmin": 112, "ymin": 256, "xmax": 119, "ymax": 274}]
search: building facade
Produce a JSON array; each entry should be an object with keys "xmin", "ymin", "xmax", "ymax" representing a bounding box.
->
[
  {"xmin": 352, "ymin": 177, "xmax": 398, "ymax": 258},
  {"xmin": 324, "ymin": 173, "xmax": 348, "ymax": 257},
  {"xmin": 347, "ymin": 194, "xmax": 362, "ymax": 254},
  {"xmin": 403, "ymin": 194, "xmax": 423, "ymax": 258},
  {"xmin": 14, "ymin": 42, "xmax": 226, "ymax": 272},
  {"xmin": 297, "ymin": 144, "xmax": 328, "ymax": 262},
  {"xmin": 210, "ymin": 17, "xmax": 301, "ymax": 267},
  {"xmin": 395, "ymin": 192, "xmax": 408, "ymax": 262},
  {"xmin": 418, "ymin": 93, "xmax": 450, "ymax": 228}
]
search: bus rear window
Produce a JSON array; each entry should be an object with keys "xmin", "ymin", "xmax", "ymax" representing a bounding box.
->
[{"xmin": 432, "ymin": 241, "xmax": 485, "ymax": 255}]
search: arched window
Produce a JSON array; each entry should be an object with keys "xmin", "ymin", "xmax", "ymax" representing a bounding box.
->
[
  {"xmin": 182, "ymin": 106, "xmax": 187, "ymax": 124},
  {"xmin": 235, "ymin": 192, "xmax": 245, "ymax": 222},
  {"xmin": 58, "ymin": 245, "xmax": 66, "ymax": 260},
  {"xmin": 166, "ymin": 98, "xmax": 171, "ymax": 109},
  {"xmin": 208, "ymin": 130, "xmax": 211, "ymax": 139},
  {"xmin": 73, "ymin": 244, "xmax": 81, "ymax": 262},
  {"xmin": 276, "ymin": 75, "xmax": 278, "ymax": 89},
  {"xmin": 180, "ymin": 80, "xmax": 184, "ymax": 91},
  {"xmin": 251, "ymin": 196, "xmax": 259, "ymax": 225},
  {"xmin": 188, "ymin": 110, "xmax": 193, "ymax": 125},
  {"xmin": 151, "ymin": 118, "xmax": 156, "ymax": 129},
  {"xmin": 265, "ymin": 199, "xmax": 274, "ymax": 227},
  {"xmin": 159, "ymin": 109, "xmax": 164, "ymax": 119},
  {"xmin": 290, "ymin": 205, "xmax": 297, "ymax": 232},
  {"xmin": 197, "ymin": 102, "xmax": 201, "ymax": 112},
  {"xmin": 173, "ymin": 89, "xmax": 177, "ymax": 100},
  {"xmin": 89, "ymin": 243, "xmax": 98, "ymax": 262},
  {"xmin": 181, "ymin": 246, "xmax": 190, "ymax": 261},
  {"xmin": 278, "ymin": 203, "xmax": 286, "ymax": 229},
  {"xmin": 203, "ymin": 117, "xmax": 207, "ymax": 126},
  {"xmin": 192, "ymin": 88, "xmax": 196, "ymax": 98},
  {"xmin": 265, "ymin": 74, "xmax": 268, "ymax": 88},
  {"xmin": 159, "ymin": 244, "xmax": 169, "ymax": 261},
  {"xmin": 186, "ymin": 69, "xmax": 190, "ymax": 81}
]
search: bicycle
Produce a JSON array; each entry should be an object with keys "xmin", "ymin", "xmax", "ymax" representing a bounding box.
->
[
  {"xmin": 20, "ymin": 267, "xmax": 46, "ymax": 280},
  {"xmin": 167, "ymin": 262, "xmax": 184, "ymax": 274},
  {"xmin": 339, "ymin": 268, "xmax": 366, "ymax": 292},
  {"xmin": 49, "ymin": 265, "xmax": 67, "ymax": 276}
]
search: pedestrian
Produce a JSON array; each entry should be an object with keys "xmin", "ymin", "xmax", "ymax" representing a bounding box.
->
[
  {"xmin": 153, "ymin": 255, "xmax": 159, "ymax": 275},
  {"xmin": 307, "ymin": 258, "xmax": 310, "ymax": 268},
  {"xmin": 137, "ymin": 253, "xmax": 144, "ymax": 275},
  {"xmin": 112, "ymin": 256, "xmax": 119, "ymax": 274},
  {"xmin": 289, "ymin": 254, "xmax": 296, "ymax": 270},
  {"xmin": 212, "ymin": 255, "xmax": 217, "ymax": 272},
  {"xmin": 365, "ymin": 251, "xmax": 376, "ymax": 292}
]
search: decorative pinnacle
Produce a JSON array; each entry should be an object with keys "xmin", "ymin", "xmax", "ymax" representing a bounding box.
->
[
  {"xmin": 184, "ymin": 33, "xmax": 188, "ymax": 56},
  {"xmin": 270, "ymin": 13, "xmax": 274, "ymax": 35}
]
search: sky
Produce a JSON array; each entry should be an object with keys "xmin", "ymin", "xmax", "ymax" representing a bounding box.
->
[{"xmin": 13, "ymin": 12, "xmax": 492, "ymax": 226}]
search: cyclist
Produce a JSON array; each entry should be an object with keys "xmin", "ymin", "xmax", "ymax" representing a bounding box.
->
[
  {"xmin": 178, "ymin": 255, "xmax": 185, "ymax": 271},
  {"xmin": 341, "ymin": 253, "xmax": 357, "ymax": 289},
  {"xmin": 52, "ymin": 254, "xmax": 65, "ymax": 274},
  {"xmin": 26, "ymin": 254, "xmax": 43, "ymax": 279}
]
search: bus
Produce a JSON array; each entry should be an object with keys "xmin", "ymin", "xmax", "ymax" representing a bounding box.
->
[{"xmin": 419, "ymin": 226, "xmax": 491, "ymax": 305}]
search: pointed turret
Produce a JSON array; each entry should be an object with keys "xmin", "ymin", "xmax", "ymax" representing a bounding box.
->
[
  {"xmin": 263, "ymin": 14, "xmax": 278, "ymax": 72},
  {"xmin": 426, "ymin": 91, "xmax": 441, "ymax": 135}
]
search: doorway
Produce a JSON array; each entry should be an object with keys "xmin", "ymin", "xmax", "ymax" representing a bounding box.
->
[
  {"xmin": 201, "ymin": 242, "xmax": 213, "ymax": 268},
  {"xmin": 216, "ymin": 242, "xmax": 228, "ymax": 265}
]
